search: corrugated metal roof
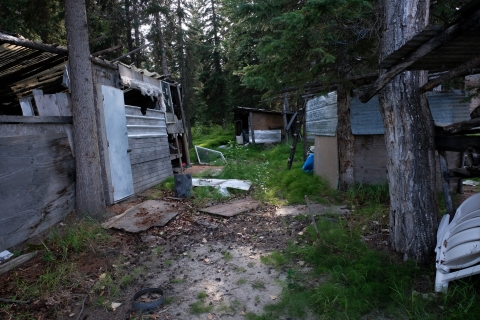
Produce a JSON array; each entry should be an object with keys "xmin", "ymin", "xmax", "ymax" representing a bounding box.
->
[
  {"xmin": 350, "ymin": 91, "xmax": 471, "ymax": 134},
  {"xmin": 305, "ymin": 92, "xmax": 337, "ymax": 137},
  {"xmin": 0, "ymin": 33, "xmax": 68, "ymax": 107}
]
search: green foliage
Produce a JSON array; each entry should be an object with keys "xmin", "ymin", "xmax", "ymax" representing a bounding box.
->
[
  {"xmin": 190, "ymin": 301, "xmax": 214, "ymax": 314},
  {"xmin": 248, "ymin": 218, "xmax": 480, "ymax": 319},
  {"xmin": 43, "ymin": 217, "xmax": 110, "ymax": 261},
  {"xmin": 260, "ymin": 251, "xmax": 287, "ymax": 268}
]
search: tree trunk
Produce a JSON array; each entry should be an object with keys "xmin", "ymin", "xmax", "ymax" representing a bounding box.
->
[
  {"xmin": 132, "ymin": 0, "xmax": 141, "ymax": 67},
  {"xmin": 378, "ymin": 0, "xmax": 439, "ymax": 263},
  {"xmin": 125, "ymin": 0, "xmax": 134, "ymax": 65},
  {"xmin": 64, "ymin": 0, "xmax": 106, "ymax": 218},
  {"xmin": 155, "ymin": 7, "xmax": 169, "ymax": 76},
  {"xmin": 337, "ymin": 84, "xmax": 354, "ymax": 191}
]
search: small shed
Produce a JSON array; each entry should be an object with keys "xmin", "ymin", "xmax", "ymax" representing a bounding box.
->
[
  {"xmin": 0, "ymin": 32, "xmax": 189, "ymax": 251},
  {"xmin": 306, "ymin": 90, "xmax": 470, "ymax": 188},
  {"xmin": 232, "ymin": 107, "xmax": 289, "ymax": 144}
]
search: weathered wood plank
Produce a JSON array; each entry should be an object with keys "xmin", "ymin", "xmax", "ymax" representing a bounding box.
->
[
  {"xmin": 34, "ymin": 94, "xmax": 60, "ymax": 116},
  {"xmin": 435, "ymin": 134, "xmax": 480, "ymax": 152},
  {"xmin": 19, "ymin": 98, "xmax": 34, "ymax": 116},
  {"xmin": 0, "ymin": 116, "xmax": 72, "ymax": 124},
  {"xmin": 0, "ymin": 134, "xmax": 75, "ymax": 251},
  {"xmin": 0, "ymin": 251, "xmax": 38, "ymax": 276}
]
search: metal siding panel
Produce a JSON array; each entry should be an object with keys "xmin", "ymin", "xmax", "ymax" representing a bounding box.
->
[
  {"xmin": 350, "ymin": 97, "xmax": 383, "ymax": 135},
  {"xmin": 305, "ymin": 92, "xmax": 337, "ymax": 137},
  {"xmin": 102, "ymin": 85, "xmax": 135, "ymax": 202},
  {"xmin": 350, "ymin": 92, "xmax": 470, "ymax": 135}
]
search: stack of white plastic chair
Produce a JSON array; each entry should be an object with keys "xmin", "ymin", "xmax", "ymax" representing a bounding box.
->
[{"xmin": 435, "ymin": 193, "xmax": 480, "ymax": 292}]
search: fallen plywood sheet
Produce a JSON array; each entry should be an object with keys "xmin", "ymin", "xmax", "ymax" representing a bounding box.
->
[
  {"xmin": 192, "ymin": 178, "xmax": 252, "ymax": 196},
  {"xmin": 102, "ymin": 200, "xmax": 181, "ymax": 232},
  {"xmin": 276, "ymin": 204, "xmax": 349, "ymax": 216},
  {"xmin": 200, "ymin": 198, "xmax": 260, "ymax": 217}
]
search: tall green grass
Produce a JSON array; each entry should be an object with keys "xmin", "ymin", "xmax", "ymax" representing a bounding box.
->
[{"xmin": 250, "ymin": 219, "xmax": 480, "ymax": 320}]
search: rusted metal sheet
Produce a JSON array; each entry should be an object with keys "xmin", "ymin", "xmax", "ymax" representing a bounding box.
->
[
  {"xmin": 101, "ymin": 200, "xmax": 180, "ymax": 232},
  {"xmin": 199, "ymin": 198, "xmax": 260, "ymax": 217},
  {"xmin": 305, "ymin": 92, "xmax": 337, "ymax": 137}
]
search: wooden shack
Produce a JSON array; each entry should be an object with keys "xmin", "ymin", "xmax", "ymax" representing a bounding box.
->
[
  {"xmin": 0, "ymin": 32, "xmax": 188, "ymax": 251},
  {"xmin": 232, "ymin": 107, "xmax": 287, "ymax": 144},
  {"xmin": 306, "ymin": 90, "xmax": 470, "ymax": 188}
]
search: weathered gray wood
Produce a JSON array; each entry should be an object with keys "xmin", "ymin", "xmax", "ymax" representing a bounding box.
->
[
  {"xmin": 55, "ymin": 92, "xmax": 72, "ymax": 116},
  {"xmin": 439, "ymin": 151, "xmax": 454, "ymax": 214},
  {"xmin": 418, "ymin": 56, "xmax": 480, "ymax": 94},
  {"xmin": 0, "ymin": 32, "xmax": 68, "ymax": 55},
  {"xmin": 34, "ymin": 94, "xmax": 60, "ymax": 116},
  {"xmin": 0, "ymin": 134, "xmax": 75, "ymax": 251},
  {"xmin": 199, "ymin": 199, "xmax": 260, "ymax": 217},
  {"xmin": 443, "ymin": 117, "xmax": 480, "ymax": 134},
  {"xmin": 0, "ymin": 116, "xmax": 72, "ymax": 124},
  {"xmin": 353, "ymin": 135, "xmax": 387, "ymax": 185},
  {"xmin": 91, "ymin": 44, "xmax": 123, "ymax": 57},
  {"xmin": 174, "ymin": 174, "xmax": 192, "ymax": 198},
  {"xmin": 458, "ymin": 151, "xmax": 465, "ymax": 194},
  {"xmin": 0, "ymin": 251, "xmax": 38, "ymax": 276},
  {"xmin": 360, "ymin": 9, "xmax": 480, "ymax": 103},
  {"xmin": 19, "ymin": 98, "xmax": 34, "ymax": 116}
]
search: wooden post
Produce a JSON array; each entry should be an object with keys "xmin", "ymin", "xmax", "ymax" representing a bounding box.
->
[
  {"xmin": 249, "ymin": 112, "xmax": 255, "ymax": 144},
  {"xmin": 439, "ymin": 150, "xmax": 454, "ymax": 214},
  {"xmin": 283, "ymin": 93, "xmax": 289, "ymax": 142},
  {"xmin": 303, "ymin": 101, "xmax": 308, "ymax": 161}
]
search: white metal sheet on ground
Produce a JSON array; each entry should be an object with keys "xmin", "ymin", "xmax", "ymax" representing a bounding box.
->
[{"xmin": 102, "ymin": 85, "xmax": 134, "ymax": 202}]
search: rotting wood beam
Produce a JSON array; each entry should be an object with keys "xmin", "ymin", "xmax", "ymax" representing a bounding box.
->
[
  {"xmin": 0, "ymin": 32, "xmax": 68, "ymax": 55},
  {"xmin": 90, "ymin": 57, "xmax": 118, "ymax": 70},
  {"xmin": 0, "ymin": 116, "xmax": 72, "ymax": 124},
  {"xmin": 443, "ymin": 117, "xmax": 480, "ymax": 134},
  {"xmin": 91, "ymin": 45, "xmax": 123, "ymax": 57},
  {"xmin": 418, "ymin": 56, "xmax": 480, "ymax": 94},
  {"xmin": 359, "ymin": 9, "xmax": 480, "ymax": 103},
  {"xmin": 0, "ymin": 51, "xmax": 44, "ymax": 73}
]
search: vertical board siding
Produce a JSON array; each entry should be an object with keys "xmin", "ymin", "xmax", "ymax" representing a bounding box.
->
[
  {"xmin": 354, "ymin": 134, "xmax": 460, "ymax": 190},
  {"xmin": 353, "ymin": 135, "xmax": 388, "ymax": 184},
  {"xmin": 305, "ymin": 92, "xmax": 338, "ymax": 138},
  {"xmin": 313, "ymin": 135, "xmax": 339, "ymax": 189},
  {"xmin": 125, "ymin": 106, "xmax": 172, "ymax": 193},
  {"xmin": 251, "ymin": 112, "xmax": 284, "ymax": 133},
  {"xmin": 0, "ymin": 133, "xmax": 75, "ymax": 251}
]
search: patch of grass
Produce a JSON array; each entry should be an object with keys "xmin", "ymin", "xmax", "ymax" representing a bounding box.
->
[
  {"xmin": 93, "ymin": 273, "xmax": 119, "ymax": 297},
  {"xmin": 189, "ymin": 301, "xmax": 214, "ymax": 315},
  {"xmin": 222, "ymin": 250, "xmax": 233, "ymax": 261},
  {"xmin": 152, "ymin": 246, "xmax": 163, "ymax": 255},
  {"xmin": 260, "ymin": 251, "xmax": 287, "ymax": 268},
  {"xmin": 236, "ymin": 278, "xmax": 247, "ymax": 285},
  {"xmin": 170, "ymin": 278, "xmax": 186, "ymax": 284},
  {"xmin": 250, "ymin": 218, "xmax": 480, "ymax": 319},
  {"xmin": 119, "ymin": 274, "xmax": 132, "ymax": 288},
  {"xmin": 164, "ymin": 296, "xmax": 177, "ymax": 305},
  {"xmin": 192, "ymin": 186, "xmax": 228, "ymax": 206},
  {"xmin": 43, "ymin": 217, "xmax": 110, "ymax": 262},
  {"xmin": 159, "ymin": 176, "xmax": 175, "ymax": 191},
  {"xmin": 247, "ymin": 262, "xmax": 255, "ymax": 268},
  {"xmin": 165, "ymin": 259, "xmax": 173, "ymax": 267},
  {"xmin": 197, "ymin": 291, "xmax": 208, "ymax": 300},
  {"xmin": 234, "ymin": 266, "xmax": 247, "ymax": 273},
  {"xmin": 346, "ymin": 183, "xmax": 389, "ymax": 207},
  {"xmin": 251, "ymin": 280, "xmax": 266, "ymax": 290}
]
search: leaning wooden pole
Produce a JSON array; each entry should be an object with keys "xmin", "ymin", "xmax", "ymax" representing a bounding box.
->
[{"xmin": 65, "ymin": 0, "xmax": 106, "ymax": 218}]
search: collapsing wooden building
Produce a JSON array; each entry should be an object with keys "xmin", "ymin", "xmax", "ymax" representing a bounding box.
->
[
  {"xmin": 306, "ymin": 90, "xmax": 470, "ymax": 188},
  {"xmin": 232, "ymin": 106, "xmax": 293, "ymax": 144},
  {"xmin": 0, "ymin": 32, "xmax": 189, "ymax": 251}
]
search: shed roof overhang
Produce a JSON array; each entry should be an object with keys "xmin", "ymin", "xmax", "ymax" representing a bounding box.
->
[{"xmin": 359, "ymin": 0, "xmax": 480, "ymax": 103}]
